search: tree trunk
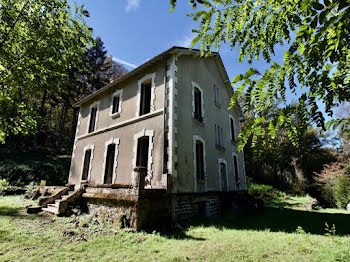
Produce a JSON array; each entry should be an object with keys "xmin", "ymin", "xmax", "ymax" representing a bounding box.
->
[{"xmin": 56, "ymin": 101, "xmax": 69, "ymax": 153}]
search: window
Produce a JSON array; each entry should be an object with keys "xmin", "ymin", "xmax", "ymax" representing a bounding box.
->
[
  {"xmin": 81, "ymin": 149, "xmax": 92, "ymax": 181},
  {"xmin": 214, "ymin": 85, "xmax": 220, "ymax": 105},
  {"xmin": 88, "ymin": 104, "xmax": 98, "ymax": 133},
  {"xmin": 137, "ymin": 73, "xmax": 155, "ymax": 117},
  {"xmin": 133, "ymin": 130, "xmax": 154, "ymax": 177},
  {"xmin": 233, "ymin": 154, "xmax": 239, "ymax": 187},
  {"xmin": 194, "ymin": 88, "xmax": 203, "ymax": 122},
  {"xmin": 195, "ymin": 140, "xmax": 204, "ymax": 181},
  {"xmin": 104, "ymin": 143, "xmax": 116, "ymax": 184},
  {"xmin": 140, "ymin": 81, "xmax": 152, "ymax": 116},
  {"xmin": 193, "ymin": 135, "xmax": 207, "ymax": 191},
  {"xmin": 192, "ymin": 82, "xmax": 204, "ymax": 123},
  {"xmin": 215, "ymin": 124, "xmax": 224, "ymax": 148},
  {"xmin": 220, "ymin": 162, "xmax": 227, "ymax": 191},
  {"xmin": 110, "ymin": 89, "xmax": 122, "ymax": 116},
  {"xmin": 112, "ymin": 95, "xmax": 120, "ymax": 114},
  {"xmin": 229, "ymin": 115, "xmax": 236, "ymax": 142},
  {"xmin": 136, "ymin": 136, "xmax": 149, "ymax": 169}
]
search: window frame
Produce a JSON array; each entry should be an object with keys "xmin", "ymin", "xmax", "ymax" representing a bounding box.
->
[
  {"xmin": 102, "ymin": 137, "xmax": 120, "ymax": 184},
  {"xmin": 193, "ymin": 135, "xmax": 207, "ymax": 192},
  {"xmin": 214, "ymin": 84, "xmax": 220, "ymax": 106},
  {"xmin": 87, "ymin": 101, "xmax": 100, "ymax": 134},
  {"xmin": 229, "ymin": 114, "xmax": 236, "ymax": 142},
  {"xmin": 137, "ymin": 73, "xmax": 156, "ymax": 117},
  {"xmin": 192, "ymin": 81, "xmax": 204, "ymax": 123},
  {"xmin": 110, "ymin": 89, "xmax": 123, "ymax": 117},
  {"xmin": 232, "ymin": 152, "xmax": 240, "ymax": 190},
  {"xmin": 218, "ymin": 158, "xmax": 228, "ymax": 192},
  {"xmin": 80, "ymin": 144, "xmax": 94, "ymax": 183}
]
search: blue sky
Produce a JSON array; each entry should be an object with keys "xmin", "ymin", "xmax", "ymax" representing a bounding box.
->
[
  {"xmin": 70, "ymin": 0, "xmax": 338, "ymax": 127},
  {"xmin": 71, "ymin": 0, "xmax": 275, "ymax": 80}
]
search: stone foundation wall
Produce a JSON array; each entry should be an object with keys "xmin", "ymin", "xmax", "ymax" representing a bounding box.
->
[
  {"xmin": 173, "ymin": 194, "xmax": 222, "ymax": 221},
  {"xmin": 87, "ymin": 198, "xmax": 137, "ymax": 228},
  {"xmin": 84, "ymin": 190, "xmax": 244, "ymax": 230}
]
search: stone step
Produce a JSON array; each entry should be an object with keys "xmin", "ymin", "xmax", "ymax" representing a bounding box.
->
[
  {"xmin": 47, "ymin": 203, "xmax": 58, "ymax": 208},
  {"xmin": 42, "ymin": 205, "xmax": 58, "ymax": 215}
]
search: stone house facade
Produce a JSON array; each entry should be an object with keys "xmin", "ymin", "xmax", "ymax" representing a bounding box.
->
[{"xmin": 68, "ymin": 46, "xmax": 247, "ymax": 229}]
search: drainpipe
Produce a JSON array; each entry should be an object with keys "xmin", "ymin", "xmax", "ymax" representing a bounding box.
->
[{"xmin": 161, "ymin": 56, "xmax": 168, "ymax": 175}]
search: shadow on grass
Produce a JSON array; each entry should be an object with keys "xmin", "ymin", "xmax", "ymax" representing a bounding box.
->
[
  {"xmin": 169, "ymin": 206, "xmax": 350, "ymax": 238},
  {"xmin": 0, "ymin": 206, "xmax": 22, "ymax": 216}
]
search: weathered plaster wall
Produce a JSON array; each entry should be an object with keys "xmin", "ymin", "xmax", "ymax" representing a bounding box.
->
[
  {"xmin": 175, "ymin": 55, "xmax": 247, "ymax": 193},
  {"xmin": 76, "ymin": 63, "xmax": 165, "ymax": 137},
  {"xmin": 69, "ymin": 63, "xmax": 165, "ymax": 188}
]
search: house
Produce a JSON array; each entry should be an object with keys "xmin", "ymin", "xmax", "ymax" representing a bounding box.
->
[{"xmin": 65, "ymin": 46, "xmax": 247, "ymax": 229}]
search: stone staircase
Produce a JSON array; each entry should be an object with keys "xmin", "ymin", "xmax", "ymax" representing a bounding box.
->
[{"xmin": 41, "ymin": 189, "xmax": 75, "ymax": 215}]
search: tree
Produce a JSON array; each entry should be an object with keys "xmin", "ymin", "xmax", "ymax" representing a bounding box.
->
[
  {"xmin": 0, "ymin": 0, "xmax": 93, "ymax": 143},
  {"xmin": 170, "ymin": 0, "xmax": 350, "ymax": 152},
  {"xmin": 54, "ymin": 37, "xmax": 128, "ymax": 153}
]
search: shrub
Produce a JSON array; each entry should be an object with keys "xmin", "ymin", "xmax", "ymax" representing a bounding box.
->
[
  {"xmin": 247, "ymin": 177, "xmax": 285, "ymax": 198},
  {"xmin": 333, "ymin": 174, "xmax": 350, "ymax": 209},
  {"xmin": 0, "ymin": 178, "xmax": 10, "ymax": 193},
  {"xmin": 0, "ymin": 153, "xmax": 70, "ymax": 186},
  {"xmin": 314, "ymin": 162, "xmax": 350, "ymax": 208}
]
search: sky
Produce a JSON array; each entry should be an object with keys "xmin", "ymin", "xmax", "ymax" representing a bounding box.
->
[
  {"xmin": 71, "ymin": 0, "xmax": 274, "ymax": 80},
  {"xmin": 69, "ymin": 0, "xmax": 339, "ymax": 128}
]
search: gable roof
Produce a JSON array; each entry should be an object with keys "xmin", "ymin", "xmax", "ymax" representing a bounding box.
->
[{"xmin": 73, "ymin": 46, "xmax": 243, "ymax": 119}]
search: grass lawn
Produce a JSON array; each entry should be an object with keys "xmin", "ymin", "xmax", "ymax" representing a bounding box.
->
[{"xmin": 0, "ymin": 195, "xmax": 350, "ymax": 262}]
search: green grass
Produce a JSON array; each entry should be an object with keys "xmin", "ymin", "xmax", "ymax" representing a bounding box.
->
[{"xmin": 1, "ymin": 195, "xmax": 350, "ymax": 261}]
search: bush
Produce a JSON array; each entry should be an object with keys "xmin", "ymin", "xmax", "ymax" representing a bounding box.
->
[
  {"xmin": 0, "ymin": 153, "xmax": 70, "ymax": 186},
  {"xmin": 333, "ymin": 175, "xmax": 350, "ymax": 209},
  {"xmin": 314, "ymin": 162, "xmax": 350, "ymax": 208},
  {"xmin": 247, "ymin": 177, "xmax": 285, "ymax": 198},
  {"xmin": 0, "ymin": 178, "xmax": 10, "ymax": 193}
]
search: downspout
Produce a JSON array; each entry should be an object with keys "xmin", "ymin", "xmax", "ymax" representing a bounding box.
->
[{"xmin": 161, "ymin": 56, "xmax": 168, "ymax": 175}]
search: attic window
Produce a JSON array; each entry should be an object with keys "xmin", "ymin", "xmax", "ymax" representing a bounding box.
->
[{"xmin": 140, "ymin": 80, "xmax": 152, "ymax": 116}]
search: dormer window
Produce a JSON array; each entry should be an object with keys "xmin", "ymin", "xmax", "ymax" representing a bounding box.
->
[
  {"xmin": 110, "ymin": 89, "xmax": 123, "ymax": 116},
  {"xmin": 88, "ymin": 102, "xmax": 99, "ymax": 133},
  {"xmin": 192, "ymin": 81, "xmax": 204, "ymax": 123}
]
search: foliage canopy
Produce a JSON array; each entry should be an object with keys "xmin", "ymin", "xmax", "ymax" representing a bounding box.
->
[
  {"xmin": 0, "ymin": 0, "xmax": 93, "ymax": 143},
  {"xmin": 170, "ymin": 0, "xmax": 350, "ymax": 152}
]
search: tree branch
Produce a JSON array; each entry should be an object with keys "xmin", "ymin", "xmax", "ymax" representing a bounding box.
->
[{"xmin": 0, "ymin": 0, "xmax": 30, "ymax": 50}]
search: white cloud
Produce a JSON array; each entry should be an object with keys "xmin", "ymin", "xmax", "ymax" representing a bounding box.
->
[
  {"xmin": 125, "ymin": 0, "xmax": 140, "ymax": 12},
  {"xmin": 176, "ymin": 33, "xmax": 195, "ymax": 48},
  {"xmin": 112, "ymin": 56, "xmax": 137, "ymax": 69}
]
